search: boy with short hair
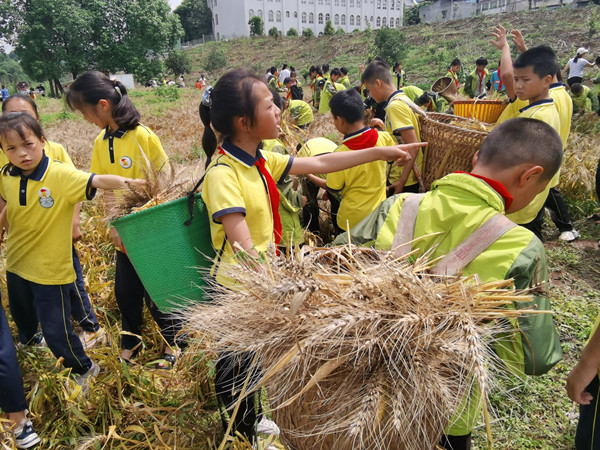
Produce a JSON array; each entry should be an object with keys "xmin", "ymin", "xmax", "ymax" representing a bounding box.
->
[
  {"xmin": 307, "ymin": 89, "xmax": 394, "ymax": 232},
  {"xmin": 308, "ymin": 65, "xmax": 323, "ymax": 109},
  {"xmin": 570, "ymin": 82, "xmax": 599, "ymax": 114},
  {"xmin": 336, "ymin": 118, "xmax": 563, "ymax": 450},
  {"xmin": 318, "ymin": 68, "xmax": 346, "ymax": 115},
  {"xmin": 361, "ymin": 60, "xmax": 424, "ymax": 194},
  {"xmin": 339, "ymin": 67, "xmax": 350, "ymax": 89},
  {"xmin": 463, "ymin": 57, "xmax": 489, "ymax": 98},
  {"xmin": 283, "ymin": 77, "xmax": 303, "ymax": 101}
]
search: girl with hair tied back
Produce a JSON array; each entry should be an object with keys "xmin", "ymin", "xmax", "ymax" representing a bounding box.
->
[{"xmin": 66, "ymin": 71, "xmax": 183, "ymax": 369}]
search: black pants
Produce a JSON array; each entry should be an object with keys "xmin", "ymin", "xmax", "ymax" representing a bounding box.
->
[
  {"xmin": 568, "ymin": 77, "xmax": 583, "ymax": 87},
  {"xmin": 70, "ymin": 245, "xmax": 101, "ymax": 333},
  {"xmin": 576, "ymin": 375, "xmax": 600, "ymax": 449},
  {"xmin": 596, "ymin": 157, "xmax": 600, "ymax": 203},
  {"xmin": 7, "ymin": 272, "xmax": 92, "ymax": 375},
  {"xmin": 215, "ymin": 351, "xmax": 261, "ymax": 443},
  {"xmin": 521, "ymin": 187, "xmax": 573, "ymax": 240},
  {"xmin": 440, "ymin": 433, "xmax": 472, "ymax": 450},
  {"xmin": 0, "ymin": 302, "xmax": 27, "ymax": 413},
  {"xmin": 115, "ymin": 251, "xmax": 183, "ymax": 351}
]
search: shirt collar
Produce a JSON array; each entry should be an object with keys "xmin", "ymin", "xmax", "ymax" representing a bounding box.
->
[
  {"xmin": 519, "ymin": 98, "xmax": 554, "ymax": 113},
  {"xmin": 550, "ymin": 82, "xmax": 565, "ymax": 89},
  {"xmin": 9, "ymin": 153, "xmax": 50, "ymax": 181},
  {"xmin": 342, "ymin": 126, "xmax": 371, "ymax": 142},
  {"xmin": 102, "ymin": 128, "xmax": 127, "ymax": 141},
  {"xmin": 385, "ymin": 90, "xmax": 404, "ymax": 108},
  {"xmin": 220, "ymin": 140, "xmax": 263, "ymax": 168},
  {"xmin": 455, "ymin": 171, "xmax": 513, "ymax": 210}
]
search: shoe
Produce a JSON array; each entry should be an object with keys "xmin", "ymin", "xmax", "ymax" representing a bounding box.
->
[
  {"xmin": 74, "ymin": 362, "xmax": 100, "ymax": 386},
  {"xmin": 257, "ymin": 417, "xmax": 280, "ymax": 436},
  {"xmin": 16, "ymin": 333, "xmax": 46, "ymax": 350},
  {"xmin": 13, "ymin": 419, "xmax": 40, "ymax": 449},
  {"xmin": 79, "ymin": 327, "xmax": 106, "ymax": 350},
  {"xmin": 559, "ymin": 230, "xmax": 580, "ymax": 242}
]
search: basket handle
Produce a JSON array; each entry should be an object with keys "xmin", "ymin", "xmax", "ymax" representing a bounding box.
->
[{"xmin": 184, "ymin": 173, "xmax": 207, "ymax": 227}]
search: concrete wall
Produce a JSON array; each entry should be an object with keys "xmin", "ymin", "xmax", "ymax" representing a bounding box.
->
[{"xmin": 420, "ymin": 0, "xmax": 477, "ymax": 22}]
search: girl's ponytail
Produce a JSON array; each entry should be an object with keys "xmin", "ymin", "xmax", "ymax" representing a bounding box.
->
[
  {"xmin": 199, "ymin": 88, "xmax": 217, "ymax": 170},
  {"xmin": 111, "ymin": 79, "xmax": 141, "ymax": 130},
  {"xmin": 574, "ymin": 53, "xmax": 581, "ymax": 63}
]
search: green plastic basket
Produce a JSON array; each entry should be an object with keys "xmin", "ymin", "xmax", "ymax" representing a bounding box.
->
[{"xmin": 112, "ymin": 194, "xmax": 215, "ymax": 312}]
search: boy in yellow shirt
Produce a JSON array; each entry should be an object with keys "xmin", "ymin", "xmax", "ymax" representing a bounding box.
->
[{"xmin": 318, "ymin": 68, "xmax": 346, "ymax": 115}]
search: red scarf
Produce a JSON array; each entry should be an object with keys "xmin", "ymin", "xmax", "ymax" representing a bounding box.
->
[
  {"xmin": 455, "ymin": 171, "xmax": 513, "ymax": 210},
  {"xmin": 496, "ymin": 68, "xmax": 503, "ymax": 91},
  {"xmin": 343, "ymin": 128, "xmax": 379, "ymax": 150},
  {"xmin": 219, "ymin": 148, "xmax": 282, "ymax": 247},
  {"xmin": 477, "ymin": 70, "xmax": 486, "ymax": 93}
]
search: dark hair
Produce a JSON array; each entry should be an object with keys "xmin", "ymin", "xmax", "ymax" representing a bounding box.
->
[
  {"xmin": 309, "ymin": 65, "xmax": 323, "ymax": 77},
  {"xmin": 66, "ymin": 71, "xmax": 140, "ymax": 130},
  {"xmin": 570, "ymin": 82, "xmax": 584, "ymax": 95},
  {"xmin": 329, "ymin": 89, "xmax": 364, "ymax": 123},
  {"xmin": 340, "ymin": 67, "xmax": 348, "ymax": 75},
  {"xmin": 283, "ymin": 77, "xmax": 292, "ymax": 84},
  {"xmin": 290, "ymin": 66, "xmax": 295, "ymax": 72},
  {"xmin": 270, "ymin": 88, "xmax": 284, "ymax": 110},
  {"xmin": 0, "ymin": 112, "xmax": 45, "ymax": 154},
  {"xmin": 318, "ymin": 79, "xmax": 326, "ymax": 87},
  {"xmin": 270, "ymin": 66, "xmax": 278, "ymax": 74},
  {"xmin": 282, "ymin": 64, "xmax": 288, "ymax": 70},
  {"xmin": 2, "ymin": 94, "xmax": 39, "ymax": 118},
  {"xmin": 475, "ymin": 57, "xmax": 488, "ymax": 67},
  {"xmin": 477, "ymin": 118, "xmax": 562, "ymax": 182},
  {"xmin": 290, "ymin": 71, "xmax": 297, "ymax": 78},
  {"xmin": 361, "ymin": 60, "xmax": 393, "ymax": 85},
  {"xmin": 199, "ymin": 70, "xmax": 263, "ymax": 169},
  {"xmin": 322, "ymin": 63, "xmax": 330, "ymax": 73},
  {"xmin": 513, "ymin": 45, "xmax": 558, "ymax": 79},
  {"xmin": 331, "ymin": 68, "xmax": 342, "ymax": 77},
  {"xmin": 415, "ymin": 92, "xmax": 431, "ymax": 107},
  {"xmin": 450, "ymin": 58, "xmax": 461, "ymax": 67},
  {"xmin": 392, "ymin": 62, "xmax": 402, "ymax": 70},
  {"xmin": 595, "ymin": 56, "xmax": 600, "ymax": 66}
]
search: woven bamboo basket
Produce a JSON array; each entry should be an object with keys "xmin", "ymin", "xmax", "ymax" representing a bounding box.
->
[
  {"xmin": 431, "ymin": 76, "xmax": 460, "ymax": 102},
  {"xmin": 419, "ymin": 113, "xmax": 490, "ymax": 190},
  {"xmin": 453, "ymin": 99, "xmax": 507, "ymax": 123}
]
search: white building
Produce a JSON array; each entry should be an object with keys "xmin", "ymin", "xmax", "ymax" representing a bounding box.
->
[{"xmin": 207, "ymin": 0, "xmax": 404, "ymax": 41}]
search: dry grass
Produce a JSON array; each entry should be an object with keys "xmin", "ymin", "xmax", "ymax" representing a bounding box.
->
[{"xmin": 183, "ymin": 245, "xmax": 542, "ymax": 450}]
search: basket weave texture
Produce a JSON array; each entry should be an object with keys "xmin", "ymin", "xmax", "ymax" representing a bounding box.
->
[
  {"xmin": 112, "ymin": 194, "xmax": 215, "ymax": 312},
  {"xmin": 419, "ymin": 113, "xmax": 489, "ymax": 190},
  {"xmin": 453, "ymin": 99, "xmax": 506, "ymax": 124}
]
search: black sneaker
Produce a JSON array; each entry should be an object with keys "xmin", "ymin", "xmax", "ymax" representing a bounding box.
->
[{"xmin": 14, "ymin": 419, "xmax": 40, "ymax": 449}]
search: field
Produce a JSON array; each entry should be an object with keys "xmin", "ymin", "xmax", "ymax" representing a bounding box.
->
[{"xmin": 3, "ymin": 4, "xmax": 600, "ymax": 448}]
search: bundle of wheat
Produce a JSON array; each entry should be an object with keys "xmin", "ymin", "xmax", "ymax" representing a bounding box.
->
[{"xmin": 183, "ymin": 245, "xmax": 542, "ymax": 450}]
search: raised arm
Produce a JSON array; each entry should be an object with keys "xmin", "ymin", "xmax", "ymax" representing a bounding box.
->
[{"xmin": 490, "ymin": 25, "xmax": 516, "ymax": 100}]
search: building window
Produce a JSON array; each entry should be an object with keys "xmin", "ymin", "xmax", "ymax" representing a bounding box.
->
[
  {"xmin": 277, "ymin": 10, "xmax": 281, "ymax": 21},
  {"xmin": 286, "ymin": 11, "xmax": 290, "ymax": 18},
  {"xmin": 377, "ymin": 0, "xmax": 381, "ymax": 9},
  {"xmin": 350, "ymin": 15, "xmax": 354, "ymax": 25},
  {"xmin": 334, "ymin": 14, "xmax": 339, "ymax": 25},
  {"xmin": 382, "ymin": 17, "xmax": 386, "ymax": 26},
  {"xmin": 326, "ymin": 13, "xmax": 330, "ymax": 21},
  {"xmin": 441, "ymin": 9, "xmax": 447, "ymax": 18},
  {"xmin": 302, "ymin": 12, "xmax": 307, "ymax": 22},
  {"xmin": 356, "ymin": 15, "xmax": 361, "ymax": 26},
  {"xmin": 370, "ymin": 16, "xmax": 373, "ymax": 24},
  {"xmin": 391, "ymin": 0, "xmax": 394, "ymax": 8},
  {"xmin": 215, "ymin": 13, "xmax": 218, "ymax": 25},
  {"xmin": 350, "ymin": 0, "xmax": 354, "ymax": 5},
  {"xmin": 383, "ymin": 0, "xmax": 387, "ymax": 9},
  {"xmin": 335, "ymin": 0, "xmax": 339, "ymax": 5},
  {"xmin": 390, "ymin": 17, "xmax": 394, "ymax": 27},
  {"xmin": 249, "ymin": 8, "xmax": 254, "ymax": 17},
  {"xmin": 268, "ymin": 10, "xmax": 274, "ymax": 21},
  {"xmin": 318, "ymin": 0, "xmax": 323, "ymax": 4},
  {"xmin": 376, "ymin": 16, "xmax": 381, "ymax": 26},
  {"xmin": 257, "ymin": 9, "xmax": 263, "ymax": 18},
  {"xmin": 341, "ymin": 14, "xmax": 346, "ymax": 25},
  {"xmin": 318, "ymin": 13, "xmax": 323, "ymax": 23},
  {"xmin": 309, "ymin": 0, "xmax": 314, "ymax": 3},
  {"xmin": 326, "ymin": 0, "xmax": 331, "ymax": 4},
  {"xmin": 342, "ymin": 0, "xmax": 346, "ymax": 5},
  {"xmin": 397, "ymin": 1, "xmax": 401, "ymax": 9},
  {"xmin": 357, "ymin": 0, "xmax": 361, "ymax": 5},
  {"xmin": 294, "ymin": 11, "xmax": 297, "ymax": 18},
  {"xmin": 309, "ymin": 12, "xmax": 314, "ymax": 22},
  {"xmin": 396, "ymin": 17, "xmax": 400, "ymax": 26}
]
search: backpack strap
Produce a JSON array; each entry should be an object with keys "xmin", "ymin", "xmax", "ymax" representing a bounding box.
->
[
  {"xmin": 392, "ymin": 193, "xmax": 426, "ymax": 258},
  {"xmin": 430, "ymin": 214, "xmax": 517, "ymax": 276}
]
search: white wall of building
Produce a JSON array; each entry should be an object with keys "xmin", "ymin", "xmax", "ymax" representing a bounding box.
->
[{"xmin": 207, "ymin": 0, "xmax": 403, "ymax": 40}]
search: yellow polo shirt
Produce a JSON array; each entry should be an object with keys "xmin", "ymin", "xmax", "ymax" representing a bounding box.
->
[
  {"xmin": 507, "ymin": 99, "xmax": 561, "ymax": 224},
  {"xmin": 318, "ymin": 80, "xmax": 346, "ymax": 115},
  {"xmin": 384, "ymin": 90, "xmax": 423, "ymax": 188},
  {"xmin": 0, "ymin": 140, "xmax": 74, "ymax": 168},
  {"xmin": 201, "ymin": 141, "xmax": 293, "ymax": 288},
  {"xmin": 0, "ymin": 156, "xmax": 95, "ymax": 284},
  {"xmin": 297, "ymin": 137, "xmax": 338, "ymax": 180},
  {"xmin": 288, "ymin": 99, "xmax": 314, "ymax": 127},
  {"xmin": 326, "ymin": 128, "xmax": 392, "ymax": 230},
  {"xmin": 549, "ymin": 82, "xmax": 572, "ymax": 146}
]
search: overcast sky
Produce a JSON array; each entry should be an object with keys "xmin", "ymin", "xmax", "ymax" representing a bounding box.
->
[{"xmin": 169, "ymin": 0, "xmax": 182, "ymax": 9}]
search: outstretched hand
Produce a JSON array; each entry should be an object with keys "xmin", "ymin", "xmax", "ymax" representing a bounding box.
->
[
  {"xmin": 511, "ymin": 29, "xmax": 527, "ymax": 53},
  {"xmin": 490, "ymin": 24, "xmax": 508, "ymax": 50},
  {"xmin": 384, "ymin": 142, "xmax": 427, "ymax": 167}
]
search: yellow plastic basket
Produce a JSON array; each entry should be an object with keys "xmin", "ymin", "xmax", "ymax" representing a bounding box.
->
[{"xmin": 453, "ymin": 99, "xmax": 507, "ymax": 123}]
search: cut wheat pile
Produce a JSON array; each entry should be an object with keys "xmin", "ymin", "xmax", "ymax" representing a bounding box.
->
[{"xmin": 184, "ymin": 245, "xmax": 545, "ymax": 450}]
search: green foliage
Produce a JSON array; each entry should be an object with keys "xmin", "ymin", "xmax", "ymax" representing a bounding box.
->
[
  {"xmin": 165, "ymin": 50, "xmax": 192, "ymax": 75},
  {"xmin": 323, "ymin": 20, "xmax": 335, "ymax": 35},
  {"xmin": 268, "ymin": 27, "xmax": 279, "ymax": 37},
  {"xmin": 335, "ymin": 27, "xmax": 345, "ymax": 35},
  {"xmin": 154, "ymin": 84, "xmax": 181, "ymax": 101},
  {"xmin": 404, "ymin": 5, "xmax": 422, "ymax": 25},
  {"xmin": 173, "ymin": 0, "xmax": 212, "ymax": 42},
  {"xmin": 0, "ymin": 52, "xmax": 27, "ymax": 86},
  {"xmin": 302, "ymin": 27, "xmax": 314, "ymax": 37},
  {"xmin": 204, "ymin": 46, "xmax": 227, "ymax": 72},
  {"xmin": 589, "ymin": 13, "xmax": 598, "ymax": 37},
  {"xmin": 248, "ymin": 16, "xmax": 264, "ymax": 37},
  {"xmin": 287, "ymin": 27, "xmax": 298, "ymax": 37},
  {"xmin": 369, "ymin": 27, "xmax": 408, "ymax": 67}
]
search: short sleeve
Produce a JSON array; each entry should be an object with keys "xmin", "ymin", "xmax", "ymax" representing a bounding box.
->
[
  {"xmin": 379, "ymin": 131, "xmax": 396, "ymax": 147},
  {"xmin": 203, "ymin": 164, "xmax": 246, "ymax": 223},
  {"xmin": 386, "ymin": 101, "xmax": 415, "ymax": 135},
  {"xmin": 263, "ymin": 151, "xmax": 292, "ymax": 184},
  {"xmin": 58, "ymin": 164, "xmax": 96, "ymax": 204},
  {"xmin": 145, "ymin": 132, "xmax": 169, "ymax": 174}
]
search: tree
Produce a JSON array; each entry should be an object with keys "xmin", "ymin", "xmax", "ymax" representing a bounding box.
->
[
  {"xmin": 268, "ymin": 27, "xmax": 279, "ymax": 37},
  {"xmin": 369, "ymin": 27, "xmax": 407, "ymax": 68},
  {"xmin": 287, "ymin": 28, "xmax": 298, "ymax": 37},
  {"xmin": 323, "ymin": 20, "xmax": 335, "ymax": 35},
  {"xmin": 302, "ymin": 28, "xmax": 314, "ymax": 37},
  {"xmin": 165, "ymin": 50, "xmax": 192, "ymax": 75},
  {"xmin": 0, "ymin": 52, "xmax": 27, "ymax": 87},
  {"xmin": 174, "ymin": 0, "xmax": 212, "ymax": 42},
  {"xmin": 404, "ymin": 5, "xmax": 422, "ymax": 25},
  {"xmin": 248, "ymin": 16, "xmax": 264, "ymax": 37}
]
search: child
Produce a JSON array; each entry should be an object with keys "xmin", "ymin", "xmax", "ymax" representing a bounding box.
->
[
  {"xmin": 570, "ymin": 82, "xmax": 599, "ymax": 115},
  {"xmin": 491, "ymin": 26, "xmax": 578, "ymax": 242},
  {"xmin": 1, "ymin": 94, "xmax": 106, "ymax": 350},
  {"xmin": 308, "ymin": 65, "xmax": 323, "ymax": 108},
  {"xmin": 285, "ymin": 97, "xmax": 314, "ymax": 129},
  {"xmin": 339, "ymin": 67, "xmax": 351, "ymax": 89},
  {"xmin": 462, "ymin": 57, "xmax": 489, "ymax": 98},
  {"xmin": 318, "ymin": 68, "xmax": 346, "ymax": 115},
  {"xmin": 446, "ymin": 58, "xmax": 462, "ymax": 88},
  {"xmin": 267, "ymin": 66, "xmax": 284, "ymax": 93},
  {"xmin": 283, "ymin": 77, "xmax": 303, "ymax": 101},
  {"xmin": 198, "ymin": 69, "xmax": 420, "ymax": 442},
  {"xmin": 362, "ymin": 60, "xmax": 424, "ymax": 195},
  {"xmin": 415, "ymin": 92, "xmax": 448, "ymax": 113},
  {"xmin": 489, "ymin": 62, "xmax": 505, "ymax": 93},
  {"xmin": 308, "ymin": 89, "xmax": 394, "ymax": 232},
  {"xmin": 0, "ymin": 112, "xmax": 146, "ymax": 384},
  {"xmin": 322, "ymin": 63, "xmax": 330, "ymax": 80},
  {"xmin": 1, "ymin": 302, "xmax": 40, "ymax": 449},
  {"xmin": 66, "ymin": 71, "xmax": 182, "ymax": 368},
  {"xmin": 402, "ymin": 84, "xmax": 424, "ymax": 102},
  {"xmin": 392, "ymin": 62, "xmax": 406, "ymax": 89},
  {"xmin": 336, "ymin": 117, "xmax": 563, "ymax": 450}
]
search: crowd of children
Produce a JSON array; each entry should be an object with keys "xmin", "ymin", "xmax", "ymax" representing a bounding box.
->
[{"xmin": 1, "ymin": 27, "xmax": 600, "ymax": 449}]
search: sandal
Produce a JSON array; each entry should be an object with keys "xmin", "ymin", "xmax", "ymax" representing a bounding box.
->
[{"xmin": 151, "ymin": 352, "xmax": 177, "ymax": 370}]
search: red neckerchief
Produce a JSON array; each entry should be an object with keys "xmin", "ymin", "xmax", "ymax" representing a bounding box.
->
[
  {"xmin": 477, "ymin": 70, "xmax": 486, "ymax": 92},
  {"xmin": 311, "ymin": 75, "xmax": 322, "ymax": 92},
  {"xmin": 455, "ymin": 171, "xmax": 513, "ymax": 210},
  {"xmin": 218, "ymin": 147, "xmax": 283, "ymax": 247},
  {"xmin": 286, "ymin": 90, "xmax": 292, "ymax": 100},
  {"xmin": 343, "ymin": 128, "xmax": 379, "ymax": 150},
  {"xmin": 497, "ymin": 68, "xmax": 503, "ymax": 91},
  {"xmin": 449, "ymin": 71, "xmax": 459, "ymax": 87}
]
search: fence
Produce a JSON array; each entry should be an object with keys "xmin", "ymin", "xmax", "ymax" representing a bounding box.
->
[{"xmin": 179, "ymin": 34, "xmax": 215, "ymax": 49}]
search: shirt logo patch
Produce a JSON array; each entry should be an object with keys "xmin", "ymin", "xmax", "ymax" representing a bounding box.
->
[
  {"xmin": 38, "ymin": 188, "xmax": 54, "ymax": 208},
  {"xmin": 120, "ymin": 156, "xmax": 132, "ymax": 169}
]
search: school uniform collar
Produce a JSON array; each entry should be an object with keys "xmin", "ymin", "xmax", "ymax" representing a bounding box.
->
[
  {"xmin": 8, "ymin": 153, "xmax": 49, "ymax": 181},
  {"xmin": 220, "ymin": 140, "xmax": 263, "ymax": 168},
  {"xmin": 519, "ymin": 98, "xmax": 554, "ymax": 113},
  {"xmin": 385, "ymin": 90, "xmax": 404, "ymax": 107},
  {"xmin": 342, "ymin": 127, "xmax": 379, "ymax": 150},
  {"xmin": 550, "ymin": 82, "xmax": 565, "ymax": 89},
  {"xmin": 102, "ymin": 127, "xmax": 127, "ymax": 140},
  {"xmin": 455, "ymin": 171, "xmax": 513, "ymax": 210}
]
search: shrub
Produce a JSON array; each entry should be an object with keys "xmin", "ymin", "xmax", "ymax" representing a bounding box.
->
[
  {"xmin": 165, "ymin": 50, "xmax": 192, "ymax": 75},
  {"xmin": 324, "ymin": 20, "xmax": 335, "ymax": 35},
  {"xmin": 154, "ymin": 85, "xmax": 180, "ymax": 101},
  {"xmin": 335, "ymin": 27, "xmax": 345, "ymax": 35},
  {"xmin": 369, "ymin": 27, "xmax": 407, "ymax": 67},
  {"xmin": 268, "ymin": 27, "xmax": 279, "ymax": 37},
  {"xmin": 204, "ymin": 47, "xmax": 227, "ymax": 72},
  {"xmin": 287, "ymin": 27, "xmax": 298, "ymax": 37},
  {"xmin": 248, "ymin": 16, "xmax": 264, "ymax": 37},
  {"xmin": 302, "ymin": 27, "xmax": 314, "ymax": 37}
]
